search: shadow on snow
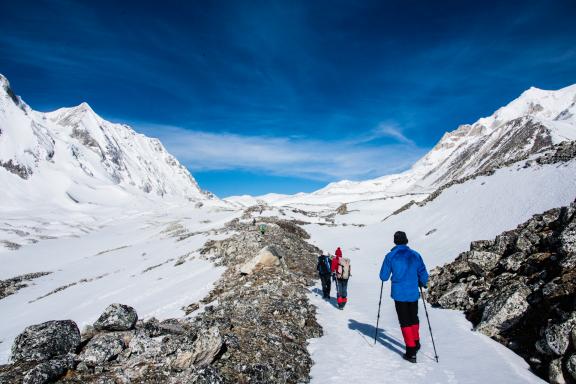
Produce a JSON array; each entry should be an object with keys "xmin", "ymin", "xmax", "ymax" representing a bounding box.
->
[{"xmin": 348, "ymin": 319, "xmax": 405, "ymax": 357}]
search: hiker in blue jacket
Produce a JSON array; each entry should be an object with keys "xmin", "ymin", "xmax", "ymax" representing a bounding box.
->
[{"xmin": 380, "ymin": 231, "xmax": 429, "ymax": 363}]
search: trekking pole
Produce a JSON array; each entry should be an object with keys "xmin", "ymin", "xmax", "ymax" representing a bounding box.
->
[
  {"xmin": 420, "ymin": 286, "xmax": 439, "ymax": 363},
  {"xmin": 374, "ymin": 281, "xmax": 384, "ymax": 344}
]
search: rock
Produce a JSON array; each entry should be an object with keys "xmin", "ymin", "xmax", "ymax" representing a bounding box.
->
[
  {"xmin": 169, "ymin": 367, "xmax": 224, "ymax": 384},
  {"xmin": 499, "ymin": 252, "xmax": 526, "ymax": 272},
  {"xmin": 470, "ymin": 239, "xmax": 495, "ymax": 252},
  {"xmin": 94, "ymin": 303, "xmax": 138, "ymax": 331},
  {"xmin": 560, "ymin": 253, "xmax": 576, "ymax": 270},
  {"xmin": 437, "ymin": 283, "xmax": 473, "ymax": 310},
  {"xmin": 78, "ymin": 333, "xmax": 126, "ymax": 366},
  {"xmin": 23, "ymin": 354, "xmax": 75, "ymax": 384},
  {"xmin": 476, "ymin": 282, "xmax": 531, "ymax": 337},
  {"xmin": 80, "ymin": 324, "xmax": 97, "ymax": 344},
  {"xmin": 11, "ymin": 320, "xmax": 80, "ymax": 362},
  {"xmin": 192, "ymin": 327, "xmax": 223, "ymax": 368},
  {"xmin": 336, "ymin": 203, "xmax": 348, "ymax": 215},
  {"xmin": 239, "ymin": 246, "xmax": 285, "ymax": 275},
  {"xmin": 566, "ymin": 354, "xmax": 576, "ymax": 381},
  {"xmin": 493, "ymin": 233, "xmax": 516, "ymax": 255},
  {"xmin": 172, "ymin": 327, "xmax": 223, "ymax": 369},
  {"xmin": 543, "ymin": 313, "xmax": 576, "ymax": 356},
  {"xmin": 465, "ymin": 251, "xmax": 501, "ymax": 275},
  {"xmin": 516, "ymin": 229, "xmax": 540, "ymax": 253},
  {"xmin": 128, "ymin": 332, "xmax": 162, "ymax": 356},
  {"xmin": 549, "ymin": 358, "xmax": 566, "ymax": 384}
]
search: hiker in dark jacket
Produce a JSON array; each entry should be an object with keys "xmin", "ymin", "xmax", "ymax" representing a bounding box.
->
[
  {"xmin": 380, "ymin": 231, "xmax": 429, "ymax": 363},
  {"xmin": 317, "ymin": 252, "xmax": 332, "ymax": 299}
]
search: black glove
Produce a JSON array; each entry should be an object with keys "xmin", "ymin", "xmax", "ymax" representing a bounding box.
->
[{"xmin": 419, "ymin": 281, "xmax": 427, "ymax": 289}]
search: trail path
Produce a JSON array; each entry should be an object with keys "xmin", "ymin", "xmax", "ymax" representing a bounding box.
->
[{"xmin": 305, "ymin": 224, "xmax": 544, "ymax": 384}]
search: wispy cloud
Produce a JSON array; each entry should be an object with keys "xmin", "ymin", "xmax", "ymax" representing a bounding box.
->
[{"xmin": 137, "ymin": 124, "xmax": 427, "ymax": 182}]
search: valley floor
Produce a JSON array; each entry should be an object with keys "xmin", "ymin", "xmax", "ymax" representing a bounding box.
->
[{"xmin": 1, "ymin": 159, "xmax": 575, "ymax": 382}]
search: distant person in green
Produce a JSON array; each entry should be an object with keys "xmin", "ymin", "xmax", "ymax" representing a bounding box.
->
[{"xmin": 259, "ymin": 223, "xmax": 267, "ymax": 235}]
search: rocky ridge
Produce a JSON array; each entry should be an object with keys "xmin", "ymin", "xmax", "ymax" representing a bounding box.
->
[
  {"xmin": 428, "ymin": 200, "xmax": 576, "ymax": 383},
  {"xmin": 384, "ymin": 140, "xmax": 576, "ymax": 221},
  {"xmin": 0, "ymin": 214, "xmax": 322, "ymax": 383}
]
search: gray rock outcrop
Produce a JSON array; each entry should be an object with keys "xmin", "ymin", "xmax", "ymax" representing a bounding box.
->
[
  {"xmin": 429, "ymin": 200, "xmax": 576, "ymax": 383},
  {"xmin": 93, "ymin": 303, "xmax": 138, "ymax": 331}
]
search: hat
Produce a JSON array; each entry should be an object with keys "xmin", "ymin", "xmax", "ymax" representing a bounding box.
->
[{"xmin": 394, "ymin": 231, "xmax": 408, "ymax": 245}]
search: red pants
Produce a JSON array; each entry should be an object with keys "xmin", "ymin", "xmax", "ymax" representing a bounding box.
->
[{"xmin": 395, "ymin": 300, "xmax": 420, "ymax": 348}]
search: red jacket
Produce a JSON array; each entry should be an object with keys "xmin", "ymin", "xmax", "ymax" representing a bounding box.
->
[
  {"xmin": 331, "ymin": 254, "xmax": 341, "ymax": 273},
  {"xmin": 335, "ymin": 247, "xmax": 342, "ymax": 258}
]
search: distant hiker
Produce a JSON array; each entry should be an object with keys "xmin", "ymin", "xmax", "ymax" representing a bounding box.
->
[
  {"xmin": 259, "ymin": 223, "xmax": 267, "ymax": 235},
  {"xmin": 380, "ymin": 231, "xmax": 429, "ymax": 363},
  {"xmin": 252, "ymin": 218, "xmax": 256, "ymax": 226},
  {"xmin": 317, "ymin": 252, "xmax": 332, "ymax": 299},
  {"xmin": 331, "ymin": 247, "xmax": 351, "ymax": 309}
]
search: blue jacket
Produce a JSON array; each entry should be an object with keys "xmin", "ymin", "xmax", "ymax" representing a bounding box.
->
[{"xmin": 380, "ymin": 245, "xmax": 429, "ymax": 302}]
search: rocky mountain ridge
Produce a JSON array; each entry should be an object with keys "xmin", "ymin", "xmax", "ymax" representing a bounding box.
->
[
  {"xmin": 0, "ymin": 214, "xmax": 322, "ymax": 383},
  {"xmin": 297, "ymin": 83, "xmax": 576, "ymax": 204}
]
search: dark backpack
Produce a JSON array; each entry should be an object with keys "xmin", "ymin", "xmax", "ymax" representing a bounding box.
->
[{"xmin": 317, "ymin": 255, "xmax": 331, "ymax": 275}]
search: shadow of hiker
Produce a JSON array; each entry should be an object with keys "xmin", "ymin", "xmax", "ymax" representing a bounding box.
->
[
  {"xmin": 311, "ymin": 287, "xmax": 323, "ymax": 297},
  {"xmin": 348, "ymin": 319, "xmax": 405, "ymax": 357},
  {"xmin": 311, "ymin": 287, "xmax": 342, "ymax": 309}
]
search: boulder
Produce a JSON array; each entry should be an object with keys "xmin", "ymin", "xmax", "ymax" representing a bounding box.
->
[
  {"xmin": 94, "ymin": 303, "xmax": 138, "ymax": 331},
  {"xmin": 78, "ymin": 333, "xmax": 126, "ymax": 366},
  {"xmin": 549, "ymin": 358, "xmax": 566, "ymax": 384},
  {"xmin": 437, "ymin": 283, "xmax": 473, "ymax": 310},
  {"xmin": 499, "ymin": 252, "xmax": 526, "ymax": 272},
  {"xmin": 172, "ymin": 327, "xmax": 222, "ymax": 369},
  {"xmin": 465, "ymin": 251, "xmax": 500, "ymax": 275},
  {"xmin": 23, "ymin": 354, "xmax": 75, "ymax": 384},
  {"xmin": 476, "ymin": 282, "xmax": 531, "ymax": 337},
  {"xmin": 128, "ymin": 331, "xmax": 162, "ymax": 356},
  {"xmin": 543, "ymin": 313, "xmax": 576, "ymax": 356},
  {"xmin": 516, "ymin": 229, "xmax": 540, "ymax": 253},
  {"xmin": 239, "ymin": 246, "xmax": 285, "ymax": 275},
  {"xmin": 567, "ymin": 354, "xmax": 576, "ymax": 381},
  {"xmin": 11, "ymin": 320, "xmax": 80, "ymax": 362}
]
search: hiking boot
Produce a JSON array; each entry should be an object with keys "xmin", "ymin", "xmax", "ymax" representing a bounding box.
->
[
  {"xmin": 415, "ymin": 340, "xmax": 421, "ymax": 352},
  {"xmin": 403, "ymin": 353, "xmax": 417, "ymax": 363},
  {"xmin": 403, "ymin": 346, "xmax": 417, "ymax": 363}
]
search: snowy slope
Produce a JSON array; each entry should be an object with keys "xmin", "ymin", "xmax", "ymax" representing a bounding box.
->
[
  {"xmin": 0, "ymin": 74, "xmax": 212, "ymax": 212},
  {"xmin": 0, "ymin": 204, "xmax": 241, "ymax": 364},
  {"xmin": 257, "ymin": 83, "xmax": 576, "ymax": 208}
]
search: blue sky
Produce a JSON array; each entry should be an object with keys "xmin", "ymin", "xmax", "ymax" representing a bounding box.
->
[{"xmin": 1, "ymin": 0, "xmax": 575, "ymax": 197}]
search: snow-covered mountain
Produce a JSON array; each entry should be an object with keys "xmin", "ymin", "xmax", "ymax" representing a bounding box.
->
[
  {"xmin": 0, "ymin": 74, "xmax": 212, "ymax": 210},
  {"xmin": 248, "ymin": 83, "xmax": 576, "ymax": 208}
]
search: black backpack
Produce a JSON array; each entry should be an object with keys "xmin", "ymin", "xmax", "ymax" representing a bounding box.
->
[{"xmin": 317, "ymin": 255, "xmax": 331, "ymax": 275}]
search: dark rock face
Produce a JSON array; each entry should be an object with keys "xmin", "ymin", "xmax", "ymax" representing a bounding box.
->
[
  {"xmin": 0, "ymin": 214, "xmax": 322, "ymax": 383},
  {"xmin": 11, "ymin": 321, "xmax": 81, "ymax": 363},
  {"xmin": 429, "ymin": 201, "xmax": 576, "ymax": 383},
  {"xmin": 93, "ymin": 304, "xmax": 138, "ymax": 331}
]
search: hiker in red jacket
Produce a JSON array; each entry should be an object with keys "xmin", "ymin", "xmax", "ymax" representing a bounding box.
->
[
  {"xmin": 331, "ymin": 247, "xmax": 350, "ymax": 309},
  {"xmin": 335, "ymin": 247, "xmax": 342, "ymax": 258}
]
